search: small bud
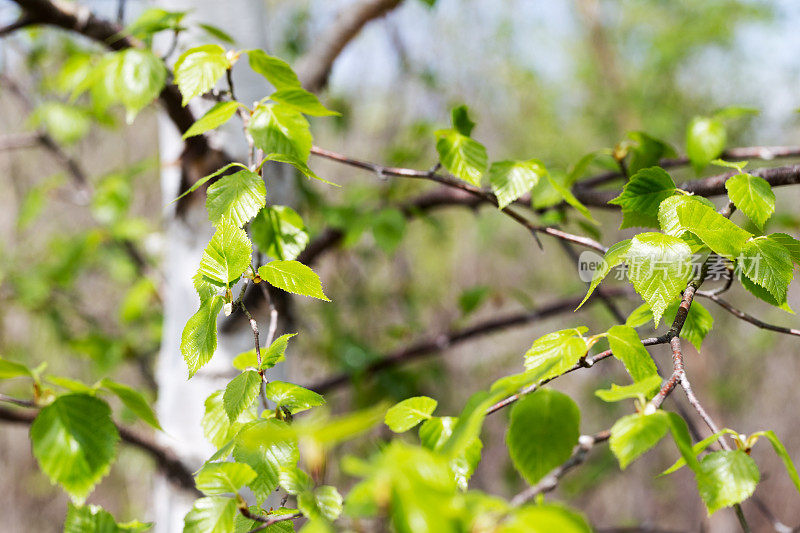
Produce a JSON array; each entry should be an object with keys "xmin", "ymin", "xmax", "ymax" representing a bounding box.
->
[
  {"xmin": 223, "ymin": 302, "xmax": 233, "ymax": 316},
  {"xmin": 642, "ymin": 403, "xmax": 657, "ymax": 415}
]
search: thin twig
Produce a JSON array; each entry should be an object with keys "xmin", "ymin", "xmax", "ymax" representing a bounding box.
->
[{"xmin": 698, "ymin": 293, "xmax": 800, "ymax": 337}]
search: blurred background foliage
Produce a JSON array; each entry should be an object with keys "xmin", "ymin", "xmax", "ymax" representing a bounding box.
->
[{"xmin": 2, "ymin": 0, "xmax": 800, "ymax": 530}]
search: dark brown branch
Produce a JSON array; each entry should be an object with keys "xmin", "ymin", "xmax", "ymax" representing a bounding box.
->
[
  {"xmin": 0, "ymin": 14, "xmax": 33, "ymax": 36},
  {"xmin": 296, "ymin": 0, "xmax": 404, "ymax": 92},
  {"xmin": 0, "ymin": 405, "xmax": 199, "ymax": 495},
  {"xmin": 510, "ymin": 430, "xmax": 611, "ymax": 505},
  {"xmin": 307, "ymin": 286, "xmax": 632, "ymax": 394},
  {"xmin": 698, "ymin": 293, "xmax": 800, "ymax": 338},
  {"xmin": 578, "ymin": 145, "xmax": 800, "ymax": 189}
]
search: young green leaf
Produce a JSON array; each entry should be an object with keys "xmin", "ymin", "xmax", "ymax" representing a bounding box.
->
[
  {"xmin": 502, "ymin": 503, "xmax": 591, "ymax": 533},
  {"xmin": 687, "ymin": 116, "xmax": 726, "ymax": 172},
  {"xmin": 488, "ymin": 160, "xmax": 544, "ymax": 209},
  {"xmin": 181, "ymin": 295, "xmax": 224, "ymax": 378},
  {"xmin": 279, "ymin": 465, "xmax": 314, "ymax": 495},
  {"xmin": 174, "ymin": 45, "xmax": 230, "ymax": 106},
  {"xmin": 182, "ymin": 101, "xmax": 240, "ymax": 139},
  {"xmin": 507, "ymin": 389, "xmax": 580, "ymax": 484},
  {"xmin": 657, "ymin": 194, "xmax": 715, "ymax": 238},
  {"xmin": 451, "ymin": 105, "xmax": 476, "ymax": 136},
  {"xmin": 124, "ymin": 8, "xmax": 186, "ymax": 39},
  {"xmin": 30, "ymin": 394, "xmax": 120, "ymax": 504},
  {"xmin": 201, "ymin": 390, "xmax": 256, "ymax": 449},
  {"xmin": 660, "ymin": 430, "xmax": 734, "ymax": 477},
  {"xmin": 626, "ymin": 299, "xmax": 714, "ymax": 351},
  {"xmin": 248, "ymin": 102, "xmax": 312, "ymax": 162},
  {"xmin": 606, "ymin": 325, "xmax": 659, "ymax": 382},
  {"xmin": 251, "ymin": 206, "xmax": 309, "ymax": 261},
  {"xmin": 725, "ymin": 173, "xmax": 775, "ymax": 229},
  {"xmin": 183, "ymin": 496, "xmax": 238, "ymax": 533},
  {"xmin": 523, "ymin": 327, "xmax": 589, "ymax": 380},
  {"xmin": 434, "ymin": 129, "xmax": 488, "ymax": 187},
  {"xmin": 258, "ymin": 260, "xmax": 329, "ymax": 301},
  {"xmin": 247, "ymin": 50, "xmax": 302, "ymax": 90},
  {"xmin": 737, "ymin": 236, "xmax": 794, "ymax": 304},
  {"xmin": 232, "ymin": 332, "xmax": 296, "ymax": 371},
  {"xmin": 194, "ymin": 462, "xmax": 257, "ymax": 495},
  {"xmin": 625, "ymin": 232, "xmax": 693, "ymax": 326},
  {"xmin": 30, "ymin": 102, "xmax": 91, "ymax": 145},
  {"xmin": 270, "ymin": 87, "xmax": 339, "ymax": 116},
  {"xmin": 751, "ymin": 430, "xmax": 800, "ymax": 494},
  {"xmin": 544, "ymin": 172, "xmax": 598, "ymax": 224},
  {"xmin": 312, "ymin": 485, "xmax": 343, "ymax": 521},
  {"xmin": 384, "ymin": 396, "xmax": 438, "ymax": 433},
  {"xmin": 769, "ymin": 233, "xmax": 800, "ymax": 266},
  {"xmin": 233, "ymin": 419, "xmax": 299, "ymax": 504},
  {"xmin": 625, "ymin": 131, "xmax": 676, "ymax": 175},
  {"xmin": 609, "ymin": 167, "xmax": 677, "ymax": 229},
  {"xmin": 676, "ymin": 200, "xmax": 752, "ymax": 259},
  {"xmin": 595, "ymin": 374, "xmax": 663, "ymax": 403},
  {"xmin": 198, "ymin": 219, "xmax": 252, "ymax": 286},
  {"xmin": 205, "ymin": 169, "xmax": 266, "ymax": 228},
  {"xmin": 0, "ymin": 357, "xmax": 32, "ymax": 379},
  {"xmin": 577, "ymin": 239, "xmax": 631, "ymax": 309},
  {"xmin": 172, "ymin": 162, "xmax": 249, "ymax": 203},
  {"xmin": 264, "ymin": 381, "xmax": 325, "ymax": 414},
  {"xmin": 99, "ymin": 378, "xmax": 161, "ymax": 430},
  {"xmin": 113, "ymin": 49, "xmax": 167, "ymax": 122},
  {"xmin": 64, "ymin": 503, "xmax": 150, "ymax": 533},
  {"xmin": 223, "ymin": 370, "xmax": 262, "ymax": 422},
  {"xmin": 696, "ymin": 450, "xmax": 759, "ymax": 515},
  {"xmin": 418, "ymin": 416, "xmax": 483, "ymax": 490},
  {"xmin": 609, "ymin": 411, "xmax": 669, "ymax": 469},
  {"xmin": 261, "ymin": 153, "xmax": 337, "ymax": 186}
]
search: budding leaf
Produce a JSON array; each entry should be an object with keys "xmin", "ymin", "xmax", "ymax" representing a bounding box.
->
[
  {"xmin": 384, "ymin": 396, "xmax": 438, "ymax": 433},
  {"xmin": 206, "ymin": 169, "xmax": 266, "ymax": 228},
  {"xmin": 696, "ymin": 450, "xmax": 759, "ymax": 515},
  {"xmin": 174, "ymin": 45, "xmax": 230, "ymax": 106},
  {"xmin": 434, "ymin": 129, "xmax": 488, "ymax": 187},
  {"xmin": 488, "ymin": 160, "xmax": 544, "ymax": 209},
  {"xmin": 248, "ymin": 102, "xmax": 312, "ymax": 162},
  {"xmin": 258, "ymin": 260, "xmax": 329, "ymax": 301},
  {"xmin": 725, "ymin": 173, "xmax": 775, "ymax": 229},
  {"xmin": 609, "ymin": 167, "xmax": 677, "ymax": 229}
]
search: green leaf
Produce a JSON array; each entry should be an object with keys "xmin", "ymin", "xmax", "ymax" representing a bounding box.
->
[
  {"xmin": 195, "ymin": 462, "xmax": 257, "ymax": 495},
  {"xmin": 488, "ymin": 160, "xmax": 544, "ymax": 209},
  {"xmin": 251, "ymin": 206, "xmax": 309, "ymax": 261},
  {"xmin": 458, "ymin": 285, "xmax": 491, "ymax": 317},
  {"xmin": 606, "ymin": 325, "xmax": 659, "ymax": 382},
  {"xmin": 725, "ymin": 173, "xmax": 775, "ymax": 229},
  {"xmin": 418, "ymin": 416, "xmax": 482, "ymax": 491},
  {"xmin": 740, "ymin": 273, "xmax": 794, "ymax": 312},
  {"xmin": 249, "ymin": 103, "xmax": 312, "ymax": 162},
  {"xmin": 609, "ymin": 167, "xmax": 677, "ymax": 229},
  {"xmin": 174, "ymin": 45, "xmax": 230, "ymax": 106},
  {"xmin": 270, "ymin": 88, "xmax": 339, "ymax": 116},
  {"xmin": 30, "ymin": 394, "xmax": 119, "ymax": 504},
  {"xmin": 247, "ymin": 50, "xmax": 302, "ymax": 90},
  {"xmin": 112, "ymin": 49, "xmax": 167, "ymax": 122},
  {"xmin": 451, "ymin": 105, "xmax": 476, "ymax": 136},
  {"xmin": 65, "ymin": 503, "xmax": 150, "ymax": 533},
  {"xmin": 0, "ymin": 357, "xmax": 32, "ymax": 379},
  {"xmin": 124, "ymin": 8, "xmax": 185, "ymax": 38},
  {"xmin": 434, "ymin": 129, "xmax": 487, "ymax": 186},
  {"xmin": 232, "ymin": 333, "xmax": 296, "ymax": 371},
  {"xmin": 523, "ymin": 327, "xmax": 589, "ymax": 380},
  {"xmin": 507, "ymin": 389, "xmax": 580, "ymax": 484},
  {"xmin": 99, "ymin": 379, "xmax": 161, "ymax": 430},
  {"xmin": 577, "ymin": 239, "xmax": 631, "ymax": 309},
  {"xmin": 183, "ymin": 496, "xmax": 238, "ymax": 533},
  {"xmin": 687, "ymin": 116, "xmax": 726, "ymax": 172},
  {"xmin": 625, "ymin": 131, "xmax": 676, "ymax": 175},
  {"xmin": 206, "ymin": 169, "xmax": 266, "ymax": 228},
  {"xmin": 312, "ymin": 485, "xmax": 343, "ymax": 521},
  {"xmin": 595, "ymin": 374, "xmax": 663, "ymax": 402},
  {"xmin": 258, "ymin": 260, "xmax": 329, "ymax": 301},
  {"xmin": 183, "ymin": 101, "xmax": 240, "ymax": 139},
  {"xmin": 172, "ymin": 163, "xmax": 249, "ymax": 203},
  {"xmin": 676, "ymin": 200, "xmax": 752, "ymax": 259},
  {"xmin": 223, "ymin": 370, "xmax": 262, "ymax": 422},
  {"xmin": 609, "ymin": 411, "xmax": 669, "ymax": 469},
  {"xmin": 544, "ymin": 172, "xmax": 598, "ymax": 224},
  {"xmin": 181, "ymin": 295, "xmax": 224, "ymax": 378},
  {"xmin": 737, "ymin": 236, "xmax": 793, "ymax": 304},
  {"xmin": 697, "ymin": 450, "xmax": 759, "ymax": 514},
  {"xmin": 501, "ymin": 503, "xmax": 591, "ymax": 533},
  {"xmin": 660, "ymin": 429, "xmax": 737, "ymax": 477},
  {"xmin": 657, "ymin": 194, "xmax": 716, "ymax": 238},
  {"xmin": 625, "ymin": 232, "xmax": 693, "ymax": 326},
  {"xmin": 198, "ymin": 23, "xmax": 235, "ymax": 44},
  {"xmin": 371, "ymin": 208, "xmax": 406, "ymax": 254},
  {"xmin": 769, "ymin": 233, "xmax": 800, "ymax": 266},
  {"xmin": 234, "ymin": 508, "xmax": 295, "ymax": 533},
  {"xmin": 261, "ymin": 153, "xmax": 337, "ymax": 186},
  {"xmin": 279, "ymin": 465, "xmax": 314, "ymax": 495},
  {"xmin": 384, "ymin": 396, "xmax": 438, "ymax": 432},
  {"xmin": 198, "ymin": 219, "xmax": 252, "ymax": 286},
  {"xmin": 264, "ymin": 381, "xmax": 325, "ymax": 414},
  {"xmin": 752, "ymin": 430, "xmax": 800, "ymax": 494},
  {"xmin": 30, "ymin": 102, "xmax": 91, "ymax": 145},
  {"xmin": 233, "ymin": 419, "xmax": 299, "ymax": 504},
  {"xmin": 201, "ymin": 390, "xmax": 256, "ymax": 449}
]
